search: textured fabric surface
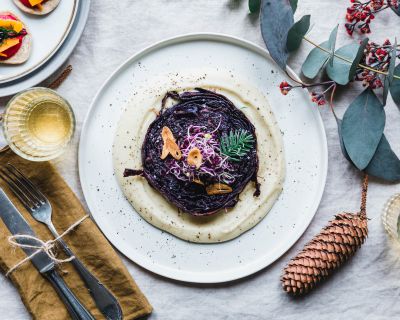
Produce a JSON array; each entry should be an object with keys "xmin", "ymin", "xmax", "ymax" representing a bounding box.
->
[
  {"xmin": 0, "ymin": 150, "xmax": 152, "ymax": 320},
  {"xmin": 1, "ymin": 0, "xmax": 400, "ymax": 319}
]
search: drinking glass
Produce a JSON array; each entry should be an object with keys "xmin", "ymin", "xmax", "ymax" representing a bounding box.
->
[
  {"xmin": 382, "ymin": 193, "xmax": 400, "ymax": 246},
  {"xmin": 1, "ymin": 87, "xmax": 75, "ymax": 161}
]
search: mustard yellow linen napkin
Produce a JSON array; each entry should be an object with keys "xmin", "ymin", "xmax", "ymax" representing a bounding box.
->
[{"xmin": 0, "ymin": 149, "xmax": 152, "ymax": 319}]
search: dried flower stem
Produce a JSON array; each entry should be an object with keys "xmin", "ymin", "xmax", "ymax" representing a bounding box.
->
[
  {"xmin": 329, "ymin": 83, "xmax": 338, "ymax": 117},
  {"xmin": 303, "ymin": 36, "xmax": 400, "ymax": 80},
  {"xmin": 284, "ymin": 70, "xmax": 334, "ymax": 88},
  {"xmin": 360, "ymin": 174, "xmax": 369, "ymax": 217},
  {"xmin": 48, "ymin": 65, "xmax": 73, "ymax": 90},
  {"xmin": 283, "ymin": 70, "xmax": 337, "ymax": 106}
]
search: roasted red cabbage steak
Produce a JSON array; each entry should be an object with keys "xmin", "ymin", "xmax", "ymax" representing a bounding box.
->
[{"xmin": 124, "ymin": 88, "xmax": 260, "ymax": 216}]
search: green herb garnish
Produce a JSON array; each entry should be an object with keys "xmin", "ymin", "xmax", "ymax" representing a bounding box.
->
[
  {"xmin": 220, "ymin": 129, "xmax": 254, "ymax": 162},
  {"xmin": 0, "ymin": 27, "xmax": 18, "ymax": 43}
]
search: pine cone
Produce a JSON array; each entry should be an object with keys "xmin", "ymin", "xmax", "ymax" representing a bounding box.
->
[{"xmin": 281, "ymin": 175, "xmax": 369, "ymax": 296}]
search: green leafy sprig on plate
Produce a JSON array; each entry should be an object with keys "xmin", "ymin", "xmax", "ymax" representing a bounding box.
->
[
  {"xmin": 220, "ymin": 130, "xmax": 254, "ymax": 162},
  {"xmin": 0, "ymin": 27, "xmax": 18, "ymax": 43}
]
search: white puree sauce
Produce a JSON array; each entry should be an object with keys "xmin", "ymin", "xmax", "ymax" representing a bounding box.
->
[{"xmin": 113, "ymin": 71, "xmax": 285, "ymax": 243}]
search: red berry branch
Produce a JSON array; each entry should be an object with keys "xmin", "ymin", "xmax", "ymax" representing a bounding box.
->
[
  {"xmin": 345, "ymin": 0, "xmax": 399, "ymax": 35},
  {"xmin": 280, "ymin": 79, "xmax": 336, "ymax": 106},
  {"xmin": 355, "ymin": 39, "xmax": 400, "ymax": 88}
]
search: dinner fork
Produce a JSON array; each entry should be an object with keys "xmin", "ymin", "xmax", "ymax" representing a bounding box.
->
[{"xmin": 0, "ymin": 164, "xmax": 122, "ymax": 320}]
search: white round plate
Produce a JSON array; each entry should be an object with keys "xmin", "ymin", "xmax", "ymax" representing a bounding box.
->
[
  {"xmin": 0, "ymin": 0, "xmax": 89, "ymax": 98},
  {"xmin": 79, "ymin": 33, "xmax": 328, "ymax": 283},
  {"xmin": 0, "ymin": 0, "xmax": 78, "ymax": 83}
]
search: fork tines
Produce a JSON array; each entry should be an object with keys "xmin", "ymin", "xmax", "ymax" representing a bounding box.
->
[{"xmin": 0, "ymin": 164, "xmax": 45, "ymax": 211}]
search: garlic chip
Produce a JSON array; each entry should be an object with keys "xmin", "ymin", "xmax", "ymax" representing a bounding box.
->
[
  {"xmin": 187, "ymin": 147, "xmax": 202, "ymax": 169},
  {"xmin": 161, "ymin": 126, "xmax": 176, "ymax": 142},
  {"xmin": 160, "ymin": 126, "xmax": 181, "ymax": 160}
]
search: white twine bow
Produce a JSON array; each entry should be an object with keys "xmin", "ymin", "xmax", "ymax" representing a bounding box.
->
[{"xmin": 6, "ymin": 215, "xmax": 89, "ymax": 277}]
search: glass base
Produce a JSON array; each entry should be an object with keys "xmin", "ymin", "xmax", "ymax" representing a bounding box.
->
[{"xmin": 382, "ymin": 193, "xmax": 400, "ymax": 241}]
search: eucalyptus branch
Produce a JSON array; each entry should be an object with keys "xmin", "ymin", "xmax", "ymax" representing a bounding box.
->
[
  {"xmin": 261, "ymin": 0, "xmax": 400, "ymax": 183},
  {"xmin": 303, "ymin": 36, "xmax": 400, "ymax": 80}
]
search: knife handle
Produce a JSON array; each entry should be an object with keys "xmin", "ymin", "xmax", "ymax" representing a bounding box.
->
[
  {"xmin": 68, "ymin": 251, "xmax": 122, "ymax": 319},
  {"xmin": 44, "ymin": 269, "xmax": 95, "ymax": 320},
  {"xmin": 49, "ymin": 223, "xmax": 122, "ymax": 320}
]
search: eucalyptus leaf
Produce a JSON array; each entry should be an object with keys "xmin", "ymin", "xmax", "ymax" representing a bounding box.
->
[
  {"xmin": 289, "ymin": 0, "xmax": 298, "ymax": 13},
  {"xmin": 349, "ymin": 38, "xmax": 369, "ymax": 80},
  {"xmin": 301, "ymin": 41, "xmax": 330, "ymax": 79},
  {"xmin": 301, "ymin": 26, "xmax": 338, "ymax": 79},
  {"xmin": 337, "ymin": 119, "xmax": 352, "ymax": 162},
  {"xmin": 327, "ymin": 43, "xmax": 360, "ymax": 85},
  {"xmin": 383, "ymin": 38, "xmax": 397, "ymax": 106},
  {"xmin": 342, "ymin": 88, "xmax": 385, "ymax": 170},
  {"xmin": 328, "ymin": 25, "xmax": 338, "ymax": 67},
  {"xmin": 260, "ymin": 0, "xmax": 294, "ymax": 70},
  {"xmin": 248, "ymin": 0, "xmax": 261, "ymax": 13},
  {"xmin": 365, "ymin": 135, "xmax": 400, "ymax": 182},
  {"xmin": 338, "ymin": 118, "xmax": 400, "ymax": 182},
  {"xmin": 390, "ymin": 63, "xmax": 400, "ymax": 107},
  {"xmin": 286, "ymin": 15, "xmax": 310, "ymax": 52}
]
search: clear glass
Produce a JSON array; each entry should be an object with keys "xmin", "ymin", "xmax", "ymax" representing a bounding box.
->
[
  {"xmin": 382, "ymin": 193, "xmax": 400, "ymax": 246},
  {"xmin": 3, "ymin": 87, "xmax": 75, "ymax": 162}
]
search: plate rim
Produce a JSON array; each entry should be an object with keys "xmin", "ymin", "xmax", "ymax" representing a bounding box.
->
[
  {"xmin": 78, "ymin": 32, "xmax": 328, "ymax": 283},
  {"xmin": 0, "ymin": 0, "xmax": 79, "ymax": 84}
]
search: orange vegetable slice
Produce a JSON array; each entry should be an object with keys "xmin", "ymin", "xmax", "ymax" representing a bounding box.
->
[{"xmin": 206, "ymin": 183, "xmax": 233, "ymax": 195}]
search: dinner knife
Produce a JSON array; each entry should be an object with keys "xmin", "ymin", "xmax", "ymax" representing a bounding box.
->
[{"xmin": 0, "ymin": 188, "xmax": 94, "ymax": 320}]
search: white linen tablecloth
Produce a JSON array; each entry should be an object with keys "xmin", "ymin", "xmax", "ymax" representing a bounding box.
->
[{"xmin": 1, "ymin": 1, "xmax": 400, "ymax": 319}]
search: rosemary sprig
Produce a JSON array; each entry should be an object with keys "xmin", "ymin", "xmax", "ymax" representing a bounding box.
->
[{"xmin": 220, "ymin": 129, "xmax": 254, "ymax": 162}]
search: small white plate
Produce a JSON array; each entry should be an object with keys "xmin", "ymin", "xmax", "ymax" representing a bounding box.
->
[
  {"xmin": 79, "ymin": 33, "xmax": 328, "ymax": 283},
  {"xmin": 0, "ymin": 0, "xmax": 78, "ymax": 83}
]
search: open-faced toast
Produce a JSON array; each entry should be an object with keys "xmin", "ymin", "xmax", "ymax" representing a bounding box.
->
[
  {"xmin": 13, "ymin": 0, "xmax": 61, "ymax": 16},
  {"xmin": 0, "ymin": 11, "xmax": 31, "ymax": 65}
]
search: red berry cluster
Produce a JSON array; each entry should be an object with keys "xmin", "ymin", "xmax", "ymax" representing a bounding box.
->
[
  {"xmin": 279, "ymin": 81, "xmax": 293, "ymax": 95},
  {"xmin": 355, "ymin": 39, "xmax": 400, "ymax": 88},
  {"xmin": 345, "ymin": 0, "xmax": 399, "ymax": 35},
  {"xmin": 311, "ymin": 92, "xmax": 326, "ymax": 106}
]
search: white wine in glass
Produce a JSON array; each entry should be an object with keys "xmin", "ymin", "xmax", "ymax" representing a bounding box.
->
[{"xmin": 3, "ymin": 87, "xmax": 75, "ymax": 161}]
